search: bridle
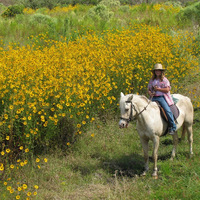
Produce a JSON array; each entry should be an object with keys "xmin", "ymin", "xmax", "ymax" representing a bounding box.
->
[{"xmin": 120, "ymin": 99, "xmax": 151, "ymax": 123}]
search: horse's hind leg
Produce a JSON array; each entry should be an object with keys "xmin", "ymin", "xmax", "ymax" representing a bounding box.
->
[
  {"xmin": 171, "ymin": 132, "xmax": 178, "ymax": 160},
  {"xmin": 186, "ymin": 124, "xmax": 193, "ymax": 157}
]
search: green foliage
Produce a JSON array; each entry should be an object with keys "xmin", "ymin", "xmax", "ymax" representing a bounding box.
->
[
  {"xmin": 29, "ymin": 13, "xmax": 54, "ymax": 24},
  {"xmin": 164, "ymin": 1, "xmax": 182, "ymax": 8},
  {"xmin": 18, "ymin": 0, "xmax": 59, "ymax": 9},
  {"xmin": 87, "ymin": 4, "xmax": 114, "ymax": 21},
  {"xmin": 0, "ymin": 3, "xmax": 6, "ymax": 14},
  {"xmin": 1, "ymin": 4, "xmax": 24, "ymax": 18},
  {"xmin": 19, "ymin": 0, "xmax": 100, "ymax": 9},
  {"xmin": 119, "ymin": 5, "xmax": 130, "ymax": 12},
  {"xmin": 177, "ymin": 2, "xmax": 200, "ymax": 23},
  {"xmin": 99, "ymin": 0, "xmax": 121, "ymax": 8},
  {"xmin": 35, "ymin": 7, "xmax": 49, "ymax": 14},
  {"xmin": 28, "ymin": 13, "xmax": 57, "ymax": 37},
  {"xmin": 56, "ymin": 116, "xmax": 76, "ymax": 148},
  {"xmin": 185, "ymin": 0, "xmax": 199, "ymax": 7}
]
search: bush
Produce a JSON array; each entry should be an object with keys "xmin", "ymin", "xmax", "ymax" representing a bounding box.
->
[
  {"xmin": 19, "ymin": 0, "xmax": 100, "ymax": 9},
  {"xmin": 1, "ymin": 4, "xmax": 24, "ymax": 18},
  {"xmin": 18, "ymin": 0, "xmax": 58, "ymax": 9},
  {"xmin": 87, "ymin": 4, "xmax": 114, "ymax": 21},
  {"xmin": 164, "ymin": 1, "xmax": 182, "ymax": 8},
  {"xmin": 0, "ymin": 3, "xmax": 6, "ymax": 14},
  {"xmin": 177, "ymin": 1, "xmax": 200, "ymax": 23},
  {"xmin": 119, "ymin": 5, "xmax": 130, "ymax": 12},
  {"xmin": 99, "ymin": 0, "xmax": 121, "ymax": 8},
  {"xmin": 29, "ymin": 13, "xmax": 54, "ymax": 24},
  {"xmin": 29, "ymin": 13, "xmax": 57, "ymax": 37},
  {"xmin": 185, "ymin": 0, "xmax": 199, "ymax": 7}
]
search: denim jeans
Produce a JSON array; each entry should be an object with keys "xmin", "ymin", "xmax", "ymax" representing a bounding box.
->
[{"xmin": 152, "ymin": 96, "xmax": 176, "ymax": 131}]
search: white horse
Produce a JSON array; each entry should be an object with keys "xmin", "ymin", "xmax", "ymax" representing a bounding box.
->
[{"xmin": 119, "ymin": 92, "xmax": 193, "ymax": 177}]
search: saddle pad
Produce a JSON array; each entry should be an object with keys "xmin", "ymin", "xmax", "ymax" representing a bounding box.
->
[
  {"xmin": 170, "ymin": 104, "xmax": 180, "ymax": 121},
  {"xmin": 156, "ymin": 102, "xmax": 180, "ymax": 121},
  {"xmin": 172, "ymin": 95, "xmax": 179, "ymax": 104},
  {"xmin": 156, "ymin": 103, "xmax": 180, "ymax": 137}
]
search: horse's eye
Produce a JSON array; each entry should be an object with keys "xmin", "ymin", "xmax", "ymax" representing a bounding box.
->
[
  {"xmin": 125, "ymin": 105, "xmax": 129, "ymax": 111},
  {"xmin": 125, "ymin": 104, "xmax": 130, "ymax": 110}
]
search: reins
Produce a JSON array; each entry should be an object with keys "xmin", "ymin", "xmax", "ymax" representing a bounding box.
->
[{"xmin": 120, "ymin": 99, "xmax": 151, "ymax": 123}]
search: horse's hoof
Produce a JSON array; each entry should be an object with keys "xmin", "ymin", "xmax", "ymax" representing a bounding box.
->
[
  {"xmin": 170, "ymin": 157, "xmax": 174, "ymax": 161},
  {"xmin": 141, "ymin": 171, "xmax": 147, "ymax": 176},
  {"xmin": 152, "ymin": 171, "xmax": 158, "ymax": 178},
  {"xmin": 189, "ymin": 153, "xmax": 193, "ymax": 158},
  {"xmin": 152, "ymin": 175, "xmax": 158, "ymax": 179}
]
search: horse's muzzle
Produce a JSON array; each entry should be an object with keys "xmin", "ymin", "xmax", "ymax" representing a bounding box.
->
[{"xmin": 119, "ymin": 120, "xmax": 128, "ymax": 128}]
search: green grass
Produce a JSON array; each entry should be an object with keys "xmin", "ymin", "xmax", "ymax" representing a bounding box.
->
[
  {"xmin": 1, "ymin": 111, "xmax": 200, "ymax": 199},
  {"xmin": 0, "ymin": 3, "xmax": 199, "ymax": 47}
]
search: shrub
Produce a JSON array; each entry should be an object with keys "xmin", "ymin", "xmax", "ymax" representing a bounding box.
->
[
  {"xmin": 164, "ymin": 1, "xmax": 182, "ymax": 8},
  {"xmin": 185, "ymin": 0, "xmax": 199, "ymax": 7},
  {"xmin": 19, "ymin": 0, "xmax": 59, "ymax": 9},
  {"xmin": 29, "ymin": 13, "xmax": 54, "ymax": 24},
  {"xmin": 87, "ymin": 4, "xmax": 114, "ymax": 21},
  {"xmin": 1, "ymin": 4, "xmax": 24, "ymax": 18},
  {"xmin": 19, "ymin": 0, "xmax": 100, "ymax": 9},
  {"xmin": 29, "ymin": 13, "xmax": 57, "ymax": 37},
  {"xmin": 0, "ymin": 3, "xmax": 6, "ymax": 14},
  {"xmin": 119, "ymin": 5, "xmax": 130, "ymax": 12},
  {"xmin": 99, "ymin": 0, "xmax": 121, "ymax": 8},
  {"xmin": 177, "ymin": 2, "xmax": 200, "ymax": 23},
  {"xmin": 35, "ymin": 7, "xmax": 49, "ymax": 14}
]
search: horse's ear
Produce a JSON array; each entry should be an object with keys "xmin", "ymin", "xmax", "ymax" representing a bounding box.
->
[
  {"xmin": 120, "ymin": 92, "xmax": 125, "ymax": 97},
  {"xmin": 127, "ymin": 94, "xmax": 133, "ymax": 102}
]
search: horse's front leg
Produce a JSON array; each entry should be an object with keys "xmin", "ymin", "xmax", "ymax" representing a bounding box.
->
[
  {"xmin": 140, "ymin": 137, "xmax": 149, "ymax": 176},
  {"xmin": 152, "ymin": 136, "xmax": 160, "ymax": 177}
]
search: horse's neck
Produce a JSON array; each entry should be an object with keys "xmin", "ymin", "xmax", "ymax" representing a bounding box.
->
[
  {"xmin": 133, "ymin": 96, "xmax": 149, "ymax": 109},
  {"xmin": 134, "ymin": 96, "xmax": 167, "ymax": 131},
  {"xmin": 134, "ymin": 96, "xmax": 159, "ymax": 118}
]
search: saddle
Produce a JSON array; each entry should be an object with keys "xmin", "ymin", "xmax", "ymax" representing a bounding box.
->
[
  {"xmin": 156, "ymin": 102, "xmax": 179, "ymax": 122},
  {"xmin": 156, "ymin": 101, "xmax": 180, "ymax": 136}
]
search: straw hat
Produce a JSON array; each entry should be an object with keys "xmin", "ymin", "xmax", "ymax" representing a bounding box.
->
[{"xmin": 152, "ymin": 63, "xmax": 165, "ymax": 71}]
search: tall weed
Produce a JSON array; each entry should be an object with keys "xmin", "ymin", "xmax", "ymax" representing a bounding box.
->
[{"xmin": 177, "ymin": 1, "xmax": 200, "ymax": 26}]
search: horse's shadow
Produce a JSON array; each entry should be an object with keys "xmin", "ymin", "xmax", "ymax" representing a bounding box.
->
[
  {"xmin": 102, "ymin": 153, "xmax": 145, "ymax": 177},
  {"xmin": 71, "ymin": 139, "xmax": 184, "ymax": 177},
  {"xmin": 69, "ymin": 153, "xmax": 144, "ymax": 177}
]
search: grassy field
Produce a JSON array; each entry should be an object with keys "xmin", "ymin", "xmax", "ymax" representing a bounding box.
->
[{"xmin": 1, "ymin": 110, "xmax": 200, "ymax": 200}]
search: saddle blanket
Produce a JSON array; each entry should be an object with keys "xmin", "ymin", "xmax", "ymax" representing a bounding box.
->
[
  {"xmin": 156, "ymin": 103, "xmax": 180, "ymax": 137},
  {"xmin": 170, "ymin": 104, "xmax": 179, "ymax": 121},
  {"xmin": 156, "ymin": 102, "xmax": 180, "ymax": 122}
]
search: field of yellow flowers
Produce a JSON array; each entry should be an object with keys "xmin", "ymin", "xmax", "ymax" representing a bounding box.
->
[{"xmin": 0, "ymin": 3, "xmax": 200, "ymax": 199}]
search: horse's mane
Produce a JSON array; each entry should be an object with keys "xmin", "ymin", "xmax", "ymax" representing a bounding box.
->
[
  {"xmin": 121, "ymin": 93, "xmax": 153, "ymax": 106},
  {"xmin": 139, "ymin": 95, "xmax": 149, "ymax": 102},
  {"xmin": 133, "ymin": 94, "xmax": 149, "ymax": 103},
  {"xmin": 133, "ymin": 94, "xmax": 158, "ymax": 108}
]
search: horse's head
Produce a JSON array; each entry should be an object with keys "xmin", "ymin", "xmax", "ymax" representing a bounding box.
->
[{"xmin": 119, "ymin": 92, "xmax": 136, "ymax": 128}]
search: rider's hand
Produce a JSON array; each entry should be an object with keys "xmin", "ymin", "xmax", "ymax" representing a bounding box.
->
[
  {"xmin": 148, "ymin": 90, "xmax": 155, "ymax": 97},
  {"xmin": 153, "ymin": 85, "xmax": 158, "ymax": 91}
]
